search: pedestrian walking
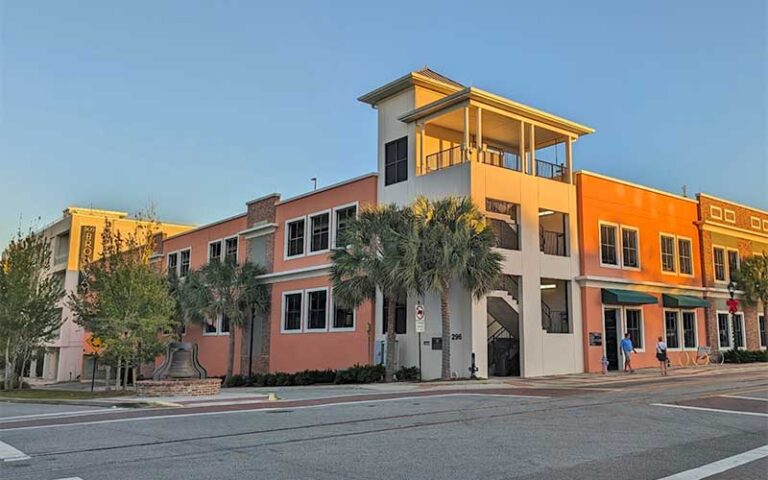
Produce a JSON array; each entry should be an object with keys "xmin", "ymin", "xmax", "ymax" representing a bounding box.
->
[
  {"xmin": 656, "ymin": 336, "xmax": 668, "ymax": 376},
  {"xmin": 620, "ymin": 333, "xmax": 636, "ymax": 373}
]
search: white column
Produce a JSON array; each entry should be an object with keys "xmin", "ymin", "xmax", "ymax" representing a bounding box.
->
[
  {"xmin": 565, "ymin": 136, "xmax": 573, "ymax": 184},
  {"xmin": 519, "ymin": 121, "xmax": 526, "ymax": 173},
  {"xmin": 419, "ymin": 123, "xmax": 425, "ymax": 174},
  {"xmin": 529, "ymin": 124, "xmax": 536, "ymax": 176},
  {"xmin": 476, "ymin": 107, "xmax": 483, "ymax": 152},
  {"xmin": 463, "ymin": 106, "xmax": 470, "ymax": 162}
]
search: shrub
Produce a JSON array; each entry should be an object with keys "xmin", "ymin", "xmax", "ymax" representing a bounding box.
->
[
  {"xmin": 394, "ymin": 366, "xmax": 420, "ymax": 382},
  {"xmin": 224, "ymin": 365, "xmax": 387, "ymax": 387},
  {"xmin": 723, "ymin": 349, "xmax": 768, "ymax": 363}
]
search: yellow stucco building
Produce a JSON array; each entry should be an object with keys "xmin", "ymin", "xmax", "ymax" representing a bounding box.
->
[{"xmin": 34, "ymin": 207, "xmax": 193, "ymax": 382}]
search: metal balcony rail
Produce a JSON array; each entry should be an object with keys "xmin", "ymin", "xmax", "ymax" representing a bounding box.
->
[
  {"xmin": 535, "ymin": 159, "xmax": 569, "ymax": 182},
  {"xmin": 478, "ymin": 148, "xmax": 522, "ymax": 172},
  {"xmin": 424, "ymin": 145, "xmax": 465, "ymax": 173},
  {"xmin": 540, "ymin": 229, "xmax": 566, "ymax": 256}
]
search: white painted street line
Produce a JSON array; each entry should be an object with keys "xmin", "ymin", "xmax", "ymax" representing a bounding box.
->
[
  {"xmin": 0, "ymin": 392, "xmax": 548, "ymax": 432},
  {"xmin": 0, "ymin": 440, "xmax": 31, "ymax": 462},
  {"xmin": 721, "ymin": 395, "xmax": 768, "ymax": 402},
  {"xmin": 651, "ymin": 403, "xmax": 768, "ymax": 417},
  {"xmin": 52, "ymin": 477, "xmax": 84, "ymax": 480},
  {"xmin": 1, "ymin": 408, "xmax": 128, "ymax": 422},
  {"xmin": 656, "ymin": 444, "xmax": 768, "ymax": 479}
]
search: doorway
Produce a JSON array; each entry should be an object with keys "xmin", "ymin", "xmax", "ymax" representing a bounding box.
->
[{"xmin": 604, "ymin": 308, "xmax": 620, "ymax": 371}]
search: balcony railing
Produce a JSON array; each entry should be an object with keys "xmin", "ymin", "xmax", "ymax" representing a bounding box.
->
[
  {"xmin": 424, "ymin": 145, "xmax": 465, "ymax": 173},
  {"xmin": 422, "ymin": 146, "xmax": 569, "ymax": 183},
  {"xmin": 536, "ymin": 159, "xmax": 569, "ymax": 182},
  {"xmin": 478, "ymin": 148, "xmax": 522, "ymax": 172},
  {"xmin": 540, "ymin": 229, "xmax": 566, "ymax": 256}
]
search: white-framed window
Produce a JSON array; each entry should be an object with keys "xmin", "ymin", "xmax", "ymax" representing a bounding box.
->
[
  {"xmin": 751, "ymin": 216, "xmax": 761, "ymax": 230},
  {"xmin": 726, "ymin": 248, "xmax": 740, "ymax": 281},
  {"xmin": 203, "ymin": 314, "xmax": 230, "ymax": 336},
  {"xmin": 305, "ymin": 288, "xmax": 328, "ymax": 331},
  {"xmin": 309, "ymin": 211, "xmax": 331, "ymax": 254},
  {"xmin": 167, "ymin": 252, "xmax": 178, "ymax": 274},
  {"xmin": 330, "ymin": 291, "xmax": 356, "ymax": 331},
  {"xmin": 733, "ymin": 312, "xmax": 745, "ymax": 348},
  {"xmin": 624, "ymin": 308, "xmax": 644, "ymax": 350},
  {"xmin": 621, "ymin": 227, "xmax": 640, "ymax": 269},
  {"xmin": 717, "ymin": 311, "xmax": 745, "ymax": 349},
  {"xmin": 333, "ymin": 203, "xmax": 358, "ymax": 249},
  {"xmin": 281, "ymin": 291, "xmax": 303, "ymax": 333},
  {"xmin": 599, "ymin": 222, "xmax": 619, "ymax": 267},
  {"xmin": 660, "ymin": 234, "xmax": 676, "ymax": 274},
  {"xmin": 208, "ymin": 241, "xmax": 222, "ymax": 262},
  {"xmin": 677, "ymin": 237, "xmax": 694, "ymax": 276},
  {"xmin": 710, "ymin": 205, "xmax": 722, "ymax": 220},
  {"xmin": 723, "ymin": 209, "xmax": 736, "ymax": 223},
  {"xmin": 664, "ymin": 310, "xmax": 681, "ymax": 349},
  {"xmin": 167, "ymin": 248, "xmax": 191, "ymax": 278},
  {"xmin": 681, "ymin": 310, "xmax": 697, "ymax": 349},
  {"xmin": 713, "ymin": 246, "xmax": 726, "ymax": 282},
  {"xmin": 285, "ymin": 217, "xmax": 306, "ymax": 258},
  {"xmin": 225, "ymin": 237, "xmax": 238, "ymax": 260},
  {"xmin": 759, "ymin": 314, "xmax": 766, "ymax": 349}
]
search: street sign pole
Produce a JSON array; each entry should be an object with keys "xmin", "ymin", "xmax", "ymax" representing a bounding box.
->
[
  {"xmin": 415, "ymin": 302, "xmax": 425, "ymax": 382},
  {"xmin": 90, "ymin": 355, "xmax": 98, "ymax": 392}
]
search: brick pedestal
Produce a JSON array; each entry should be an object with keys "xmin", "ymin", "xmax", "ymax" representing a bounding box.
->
[{"xmin": 135, "ymin": 378, "xmax": 222, "ymax": 397}]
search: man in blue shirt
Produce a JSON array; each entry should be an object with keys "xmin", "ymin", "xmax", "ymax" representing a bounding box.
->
[{"xmin": 620, "ymin": 333, "xmax": 637, "ymax": 373}]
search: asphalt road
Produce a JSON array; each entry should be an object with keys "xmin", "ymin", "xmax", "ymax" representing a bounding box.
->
[{"xmin": 1, "ymin": 370, "xmax": 766, "ymax": 480}]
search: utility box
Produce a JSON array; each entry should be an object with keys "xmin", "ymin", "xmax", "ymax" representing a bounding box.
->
[{"xmin": 374, "ymin": 339, "xmax": 399, "ymax": 368}]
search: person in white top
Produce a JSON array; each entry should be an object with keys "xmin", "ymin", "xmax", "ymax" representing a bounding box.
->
[{"xmin": 656, "ymin": 336, "xmax": 668, "ymax": 376}]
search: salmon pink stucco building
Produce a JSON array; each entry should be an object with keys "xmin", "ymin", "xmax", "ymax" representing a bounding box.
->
[
  {"xmin": 576, "ymin": 172, "xmax": 708, "ymax": 373},
  {"xmin": 158, "ymin": 174, "xmax": 378, "ymax": 377}
]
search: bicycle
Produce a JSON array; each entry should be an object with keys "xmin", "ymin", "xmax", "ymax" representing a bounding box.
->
[{"xmin": 676, "ymin": 346, "xmax": 724, "ymax": 367}]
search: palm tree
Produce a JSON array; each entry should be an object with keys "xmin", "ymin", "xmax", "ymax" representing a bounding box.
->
[
  {"xmin": 179, "ymin": 258, "xmax": 269, "ymax": 382},
  {"xmin": 330, "ymin": 204, "xmax": 413, "ymax": 382},
  {"xmin": 409, "ymin": 196, "xmax": 503, "ymax": 380},
  {"xmin": 734, "ymin": 252, "xmax": 768, "ymax": 329}
]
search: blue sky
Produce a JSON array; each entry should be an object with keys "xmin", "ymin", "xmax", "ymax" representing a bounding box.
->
[{"xmin": 1, "ymin": 1, "xmax": 765, "ymax": 241}]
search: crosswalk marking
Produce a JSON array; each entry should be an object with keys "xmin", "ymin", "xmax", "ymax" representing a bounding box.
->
[
  {"xmin": 656, "ymin": 444, "xmax": 768, "ymax": 479},
  {"xmin": 0, "ymin": 440, "xmax": 30, "ymax": 462}
]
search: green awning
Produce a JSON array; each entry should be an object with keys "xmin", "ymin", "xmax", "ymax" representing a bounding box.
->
[
  {"xmin": 601, "ymin": 288, "xmax": 658, "ymax": 305},
  {"xmin": 662, "ymin": 294, "xmax": 708, "ymax": 309}
]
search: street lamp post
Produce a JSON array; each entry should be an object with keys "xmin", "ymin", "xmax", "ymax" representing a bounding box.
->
[{"xmin": 727, "ymin": 281, "xmax": 738, "ymax": 352}]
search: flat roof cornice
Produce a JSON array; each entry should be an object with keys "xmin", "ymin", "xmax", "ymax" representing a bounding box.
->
[
  {"xmin": 358, "ymin": 72, "xmax": 463, "ymax": 106},
  {"xmin": 398, "ymin": 87, "xmax": 595, "ymax": 137}
]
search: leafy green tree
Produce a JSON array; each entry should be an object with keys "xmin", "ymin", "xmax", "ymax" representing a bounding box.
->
[
  {"xmin": 735, "ymin": 252, "xmax": 768, "ymax": 340},
  {"xmin": 408, "ymin": 196, "xmax": 503, "ymax": 380},
  {"xmin": 0, "ymin": 230, "xmax": 63, "ymax": 389},
  {"xmin": 330, "ymin": 205, "xmax": 413, "ymax": 382},
  {"xmin": 178, "ymin": 258, "xmax": 269, "ymax": 382},
  {"xmin": 69, "ymin": 218, "xmax": 175, "ymax": 389}
]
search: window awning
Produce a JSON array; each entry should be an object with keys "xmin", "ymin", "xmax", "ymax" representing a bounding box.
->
[
  {"xmin": 662, "ymin": 294, "xmax": 709, "ymax": 309},
  {"xmin": 601, "ymin": 288, "xmax": 657, "ymax": 305}
]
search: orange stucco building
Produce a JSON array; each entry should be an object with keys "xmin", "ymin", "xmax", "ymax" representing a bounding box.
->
[{"xmin": 576, "ymin": 172, "xmax": 708, "ymax": 372}]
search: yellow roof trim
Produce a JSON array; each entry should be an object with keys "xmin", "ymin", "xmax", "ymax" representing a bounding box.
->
[
  {"xmin": 357, "ymin": 71, "xmax": 462, "ymax": 106},
  {"xmin": 398, "ymin": 87, "xmax": 595, "ymax": 136}
]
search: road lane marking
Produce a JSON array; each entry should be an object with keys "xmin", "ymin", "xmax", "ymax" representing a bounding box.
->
[
  {"xmin": 656, "ymin": 444, "xmax": 768, "ymax": 479},
  {"xmin": 651, "ymin": 403, "xmax": 768, "ymax": 417},
  {"xmin": 720, "ymin": 395, "xmax": 768, "ymax": 402},
  {"xmin": 1, "ymin": 408, "xmax": 127, "ymax": 422},
  {"xmin": 0, "ymin": 440, "xmax": 30, "ymax": 462},
  {"xmin": 53, "ymin": 477, "xmax": 84, "ymax": 480},
  {"xmin": 0, "ymin": 393, "xmax": 548, "ymax": 432}
]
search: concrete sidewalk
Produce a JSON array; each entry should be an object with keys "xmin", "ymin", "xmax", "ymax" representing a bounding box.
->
[{"xmin": 13, "ymin": 362, "xmax": 765, "ymax": 408}]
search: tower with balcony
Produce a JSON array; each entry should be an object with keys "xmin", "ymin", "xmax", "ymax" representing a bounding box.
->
[{"xmin": 359, "ymin": 68, "xmax": 593, "ymax": 378}]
